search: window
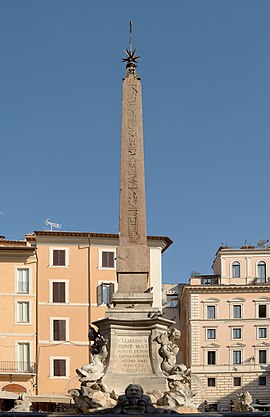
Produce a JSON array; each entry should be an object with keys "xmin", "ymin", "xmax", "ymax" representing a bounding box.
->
[
  {"xmin": 207, "ymin": 305, "xmax": 216, "ymax": 319},
  {"xmin": 258, "ymin": 304, "xmax": 267, "ymax": 318},
  {"xmin": 258, "ymin": 328, "xmax": 267, "ymax": 339},
  {"xmin": 233, "ymin": 350, "xmax": 242, "ymax": 364},
  {"xmin": 52, "ymin": 320, "xmax": 66, "ymax": 341},
  {"xmin": 17, "ymin": 269, "xmax": 29, "ymax": 293},
  {"xmin": 52, "ymin": 282, "xmax": 66, "ymax": 303},
  {"xmin": 257, "ymin": 262, "xmax": 266, "ymax": 283},
  {"xmin": 207, "ymin": 378, "xmax": 216, "ymax": 387},
  {"xmin": 232, "ymin": 328, "xmax": 242, "ymax": 339},
  {"xmin": 233, "ymin": 377, "xmax": 241, "ymax": 386},
  {"xmin": 97, "ymin": 282, "xmax": 114, "ymax": 306},
  {"xmin": 258, "ymin": 376, "xmax": 266, "ymax": 386},
  {"xmin": 16, "ymin": 302, "xmax": 30, "ymax": 323},
  {"xmin": 207, "ymin": 329, "xmax": 216, "ymax": 340},
  {"xmin": 18, "ymin": 342, "xmax": 30, "ymax": 372},
  {"xmin": 232, "ymin": 262, "xmax": 240, "ymax": 278},
  {"xmin": 165, "ymin": 294, "xmax": 178, "ymax": 308},
  {"xmin": 101, "ymin": 251, "xmax": 115, "ymax": 268},
  {"xmin": 52, "ymin": 250, "xmax": 66, "ymax": 266},
  {"xmin": 259, "ymin": 350, "xmax": 267, "ymax": 364},
  {"xmin": 53, "ymin": 359, "xmax": 66, "ymax": 377},
  {"xmin": 207, "ymin": 351, "xmax": 216, "ymax": 365},
  {"xmin": 233, "ymin": 305, "xmax": 242, "ymax": 319}
]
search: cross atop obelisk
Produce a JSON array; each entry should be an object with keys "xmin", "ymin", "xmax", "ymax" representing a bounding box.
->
[{"xmin": 116, "ymin": 22, "xmax": 150, "ymax": 293}]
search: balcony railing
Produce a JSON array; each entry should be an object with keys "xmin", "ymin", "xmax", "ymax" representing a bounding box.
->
[{"xmin": 0, "ymin": 361, "xmax": 36, "ymax": 374}]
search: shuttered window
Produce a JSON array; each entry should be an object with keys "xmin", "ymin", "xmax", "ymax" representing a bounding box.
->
[
  {"xmin": 97, "ymin": 282, "xmax": 114, "ymax": 305},
  {"xmin": 53, "ymin": 359, "xmax": 66, "ymax": 376},
  {"xmin": 53, "ymin": 282, "xmax": 66, "ymax": 303},
  {"xmin": 53, "ymin": 250, "xmax": 66, "ymax": 266},
  {"xmin": 102, "ymin": 251, "xmax": 115, "ymax": 268},
  {"xmin": 53, "ymin": 320, "xmax": 66, "ymax": 341}
]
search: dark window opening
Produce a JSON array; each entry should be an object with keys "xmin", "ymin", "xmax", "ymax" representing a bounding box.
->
[
  {"xmin": 102, "ymin": 251, "xmax": 115, "ymax": 268},
  {"xmin": 52, "ymin": 282, "xmax": 66, "ymax": 303},
  {"xmin": 53, "ymin": 320, "xmax": 66, "ymax": 341},
  {"xmin": 53, "ymin": 250, "xmax": 66, "ymax": 266},
  {"xmin": 53, "ymin": 359, "xmax": 66, "ymax": 376}
]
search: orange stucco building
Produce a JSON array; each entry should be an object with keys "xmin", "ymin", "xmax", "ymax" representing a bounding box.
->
[{"xmin": 0, "ymin": 230, "xmax": 172, "ymax": 407}]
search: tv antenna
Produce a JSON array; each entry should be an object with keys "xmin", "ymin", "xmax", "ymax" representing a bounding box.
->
[{"xmin": 45, "ymin": 218, "xmax": 62, "ymax": 231}]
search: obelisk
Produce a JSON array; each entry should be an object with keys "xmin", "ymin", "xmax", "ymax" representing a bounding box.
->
[
  {"xmin": 116, "ymin": 25, "xmax": 150, "ymax": 293},
  {"xmin": 93, "ymin": 25, "xmax": 173, "ymax": 393}
]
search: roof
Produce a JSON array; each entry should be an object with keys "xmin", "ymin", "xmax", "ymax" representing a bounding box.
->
[{"xmin": 28, "ymin": 231, "xmax": 173, "ymax": 253}]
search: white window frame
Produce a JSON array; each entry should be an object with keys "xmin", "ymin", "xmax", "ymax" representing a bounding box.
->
[
  {"xmin": 15, "ymin": 267, "xmax": 31, "ymax": 294},
  {"xmin": 254, "ymin": 298, "xmax": 270, "ymax": 319},
  {"xmin": 50, "ymin": 356, "xmax": 70, "ymax": 379},
  {"xmin": 228, "ymin": 343, "xmax": 245, "ymax": 366},
  {"xmin": 49, "ymin": 247, "xmax": 69, "ymax": 268},
  {"xmin": 256, "ymin": 260, "xmax": 267, "ymax": 283},
  {"xmin": 98, "ymin": 248, "xmax": 116, "ymax": 270},
  {"xmin": 231, "ymin": 327, "xmax": 243, "ymax": 340},
  {"xmin": 231, "ymin": 261, "xmax": 241, "ymax": 278},
  {"xmin": 206, "ymin": 328, "xmax": 217, "ymax": 340},
  {"xmin": 258, "ymin": 349, "xmax": 267, "ymax": 364},
  {"xmin": 256, "ymin": 326, "xmax": 268, "ymax": 340},
  {"xmin": 254, "ymin": 343, "xmax": 270, "ymax": 365},
  {"xmin": 203, "ymin": 343, "xmax": 220, "ymax": 366},
  {"xmin": 203, "ymin": 298, "xmax": 220, "ymax": 319},
  {"xmin": 15, "ymin": 340, "xmax": 32, "ymax": 371},
  {"xmin": 206, "ymin": 350, "xmax": 217, "ymax": 365},
  {"xmin": 15, "ymin": 300, "xmax": 31, "ymax": 324},
  {"xmin": 50, "ymin": 317, "xmax": 69, "ymax": 342},
  {"xmin": 232, "ymin": 350, "xmax": 242, "ymax": 365},
  {"xmin": 228, "ymin": 298, "xmax": 245, "ymax": 319},
  {"xmin": 49, "ymin": 280, "xmax": 69, "ymax": 304}
]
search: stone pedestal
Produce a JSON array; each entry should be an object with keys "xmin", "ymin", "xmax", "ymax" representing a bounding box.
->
[{"xmin": 93, "ymin": 315, "xmax": 174, "ymax": 394}]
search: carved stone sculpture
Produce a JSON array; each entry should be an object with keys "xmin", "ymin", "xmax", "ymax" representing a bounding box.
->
[
  {"xmin": 76, "ymin": 326, "xmax": 108, "ymax": 384},
  {"xmin": 10, "ymin": 394, "xmax": 32, "ymax": 412},
  {"xmin": 233, "ymin": 391, "xmax": 255, "ymax": 412},
  {"xmin": 99, "ymin": 384, "xmax": 175, "ymax": 414},
  {"xmin": 69, "ymin": 386, "xmax": 116, "ymax": 413},
  {"xmin": 156, "ymin": 328, "xmax": 184, "ymax": 376}
]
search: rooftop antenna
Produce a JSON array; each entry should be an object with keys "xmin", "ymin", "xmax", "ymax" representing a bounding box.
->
[{"xmin": 45, "ymin": 218, "xmax": 62, "ymax": 231}]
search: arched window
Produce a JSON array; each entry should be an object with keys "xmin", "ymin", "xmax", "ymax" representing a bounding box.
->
[
  {"xmin": 232, "ymin": 261, "xmax": 240, "ymax": 278},
  {"xmin": 257, "ymin": 261, "xmax": 266, "ymax": 283}
]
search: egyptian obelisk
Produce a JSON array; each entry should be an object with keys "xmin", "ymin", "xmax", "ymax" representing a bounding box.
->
[{"xmin": 116, "ymin": 23, "xmax": 150, "ymax": 293}]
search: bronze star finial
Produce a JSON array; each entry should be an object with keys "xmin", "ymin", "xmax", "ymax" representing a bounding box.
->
[{"xmin": 122, "ymin": 21, "xmax": 140, "ymax": 76}]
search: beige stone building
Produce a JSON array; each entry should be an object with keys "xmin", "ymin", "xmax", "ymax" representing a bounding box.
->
[
  {"xmin": 180, "ymin": 243, "xmax": 270, "ymax": 411},
  {"xmin": 0, "ymin": 231, "xmax": 172, "ymax": 409}
]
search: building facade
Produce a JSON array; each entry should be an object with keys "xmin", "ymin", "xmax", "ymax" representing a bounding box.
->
[
  {"xmin": 180, "ymin": 243, "xmax": 270, "ymax": 411},
  {"xmin": 0, "ymin": 231, "xmax": 172, "ymax": 407}
]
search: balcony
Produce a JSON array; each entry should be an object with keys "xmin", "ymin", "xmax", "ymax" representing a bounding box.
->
[{"xmin": 0, "ymin": 361, "xmax": 36, "ymax": 374}]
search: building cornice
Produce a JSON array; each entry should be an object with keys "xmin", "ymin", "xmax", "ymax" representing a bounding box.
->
[
  {"xmin": 27, "ymin": 231, "xmax": 173, "ymax": 253},
  {"xmin": 182, "ymin": 284, "xmax": 270, "ymax": 294}
]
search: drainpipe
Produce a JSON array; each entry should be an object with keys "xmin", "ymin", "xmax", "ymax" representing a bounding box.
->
[{"xmin": 87, "ymin": 235, "xmax": 91, "ymax": 363}]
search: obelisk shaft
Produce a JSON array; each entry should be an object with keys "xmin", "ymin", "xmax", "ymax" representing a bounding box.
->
[{"xmin": 116, "ymin": 70, "xmax": 150, "ymax": 293}]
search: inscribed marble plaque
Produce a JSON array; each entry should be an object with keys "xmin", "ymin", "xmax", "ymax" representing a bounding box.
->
[{"xmin": 115, "ymin": 335, "xmax": 152, "ymax": 374}]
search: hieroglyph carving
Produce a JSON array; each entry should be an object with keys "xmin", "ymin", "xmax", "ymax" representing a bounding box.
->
[{"xmin": 127, "ymin": 80, "xmax": 140, "ymax": 243}]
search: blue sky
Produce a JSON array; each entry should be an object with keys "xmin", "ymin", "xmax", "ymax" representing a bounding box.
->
[{"xmin": 1, "ymin": 0, "xmax": 270, "ymax": 283}]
